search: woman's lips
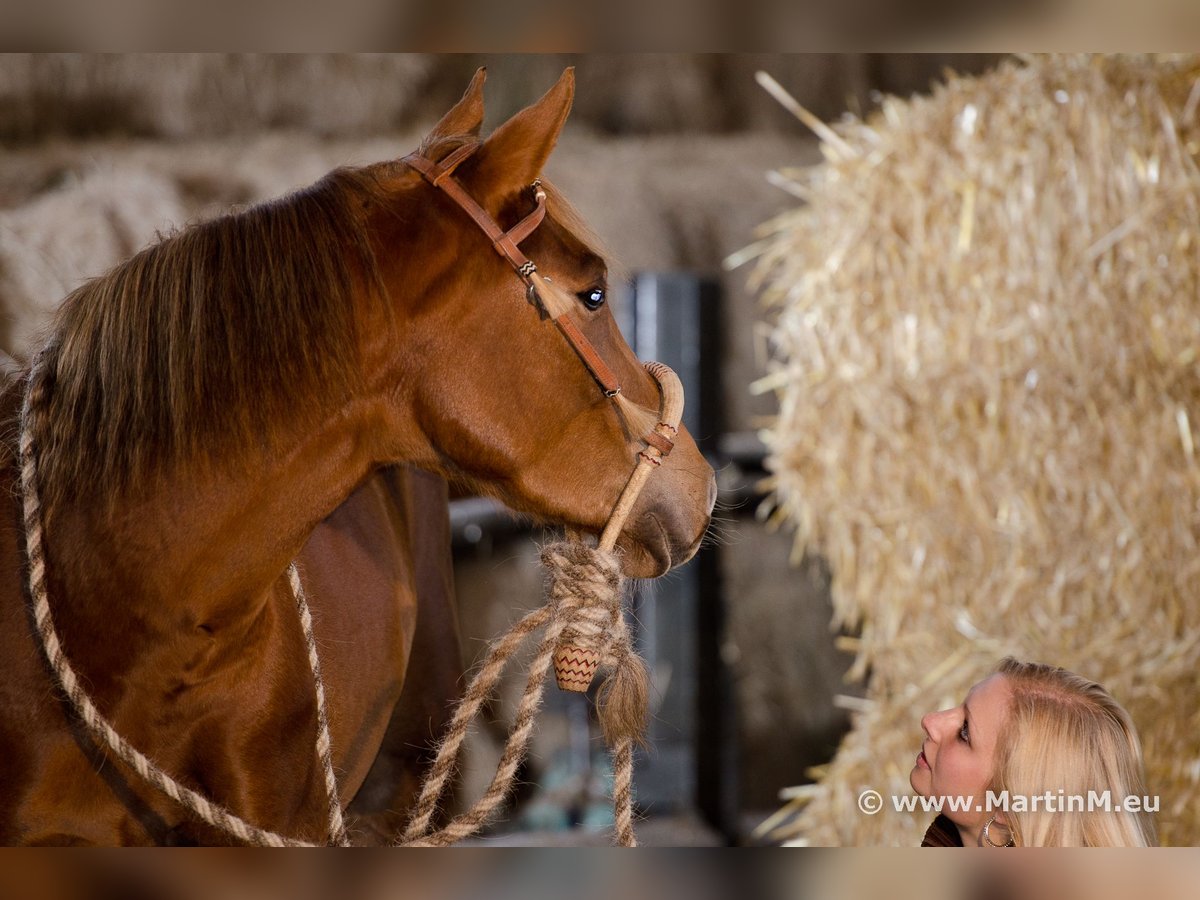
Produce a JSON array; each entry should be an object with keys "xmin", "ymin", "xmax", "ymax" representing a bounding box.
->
[{"xmin": 917, "ymin": 749, "xmax": 930, "ymax": 769}]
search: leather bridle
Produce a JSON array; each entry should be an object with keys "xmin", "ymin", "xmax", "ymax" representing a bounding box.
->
[{"xmin": 403, "ymin": 141, "xmax": 624, "ymax": 400}]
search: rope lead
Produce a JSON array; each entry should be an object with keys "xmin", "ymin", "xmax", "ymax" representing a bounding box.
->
[{"xmin": 21, "ymin": 360, "xmax": 684, "ymax": 848}]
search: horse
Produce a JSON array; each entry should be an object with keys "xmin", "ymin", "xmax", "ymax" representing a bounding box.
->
[{"xmin": 0, "ymin": 67, "xmax": 717, "ymax": 845}]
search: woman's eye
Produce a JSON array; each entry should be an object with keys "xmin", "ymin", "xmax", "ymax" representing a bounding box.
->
[
  {"xmin": 959, "ymin": 721, "xmax": 970, "ymax": 743},
  {"xmin": 579, "ymin": 287, "xmax": 606, "ymax": 310}
]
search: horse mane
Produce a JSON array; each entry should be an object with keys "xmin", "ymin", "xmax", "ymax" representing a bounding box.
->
[
  {"xmin": 31, "ymin": 167, "xmax": 388, "ymax": 513},
  {"xmin": 27, "ymin": 136, "xmax": 619, "ymax": 515}
]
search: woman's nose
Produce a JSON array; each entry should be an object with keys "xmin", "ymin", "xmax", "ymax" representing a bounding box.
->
[{"xmin": 921, "ymin": 708, "xmax": 950, "ymax": 739}]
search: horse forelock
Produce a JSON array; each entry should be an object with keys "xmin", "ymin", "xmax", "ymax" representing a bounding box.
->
[
  {"xmin": 537, "ymin": 181, "xmax": 620, "ymax": 281},
  {"xmin": 29, "ymin": 168, "xmax": 387, "ymax": 514}
]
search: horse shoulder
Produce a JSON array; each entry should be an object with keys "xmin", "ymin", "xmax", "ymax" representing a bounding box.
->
[
  {"xmin": 0, "ymin": 391, "xmax": 149, "ymax": 844},
  {"xmin": 297, "ymin": 466, "xmax": 423, "ymax": 808},
  {"xmin": 341, "ymin": 465, "xmax": 465, "ymax": 842}
]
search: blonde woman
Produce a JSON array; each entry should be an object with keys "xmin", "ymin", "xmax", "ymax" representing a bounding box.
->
[{"xmin": 912, "ymin": 657, "xmax": 1156, "ymax": 847}]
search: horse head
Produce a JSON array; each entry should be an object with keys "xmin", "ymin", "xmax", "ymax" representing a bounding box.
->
[{"xmin": 362, "ymin": 69, "xmax": 715, "ymax": 578}]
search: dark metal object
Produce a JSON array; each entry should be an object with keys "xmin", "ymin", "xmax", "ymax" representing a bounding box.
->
[{"xmin": 626, "ymin": 272, "xmax": 737, "ymax": 841}]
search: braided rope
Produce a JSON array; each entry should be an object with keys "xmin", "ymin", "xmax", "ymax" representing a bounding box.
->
[
  {"xmin": 399, "ymin": 542, "xmax": 640, "ymax": 847},
  {"xmin": 288, "ymin": 564, "xmax": 350, "ymax": 846},
  {"xmin": 399, "ymin": 603, "xmax": 553, "ymax": 844},
  {"xmin": 612, "ymin": 738, "xmax": 636, "ymax": 847},
  {"xmin": 18, "ymin": 362, "xmax": 341, "ymax": 847}
]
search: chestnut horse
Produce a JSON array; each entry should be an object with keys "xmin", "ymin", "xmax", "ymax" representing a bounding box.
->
[{"xmin": 0, "ymin": 68, "xmax": 715, "ymax": 845}]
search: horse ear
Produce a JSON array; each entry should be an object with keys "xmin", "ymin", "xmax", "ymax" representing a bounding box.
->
[
  {"xmin": 470, "ymin": 68, "xmax": 574, "ymax": 196},
  {"xmin": 426, "ymin": 67, "xmax": 487, "ymax": 140}
]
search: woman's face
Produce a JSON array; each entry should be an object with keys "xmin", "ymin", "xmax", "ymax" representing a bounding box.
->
[{"xmin": 910, "ymin": 673, "xmax": 1013, "ymax": 840}]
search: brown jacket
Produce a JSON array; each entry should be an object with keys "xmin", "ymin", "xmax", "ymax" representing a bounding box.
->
[{"xmin": 921, "ymin": 814, "xmax": 963, "ymax": 846}]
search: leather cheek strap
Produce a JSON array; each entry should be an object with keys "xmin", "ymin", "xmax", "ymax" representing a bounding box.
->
[
  {"xmin": 551, "ymin": 314, "xmax": 622, "ymax": 398},
  {"xmin": 403, "ymin": 145, "xmax": 543, "ymax": 276},
  {"xmin": 403, "ymin": 144, "xmax": 623, "ymax": 399}
]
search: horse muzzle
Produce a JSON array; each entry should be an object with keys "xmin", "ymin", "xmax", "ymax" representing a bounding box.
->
[{"xmin": 616, "ymin": 467, "xmax": 716, "ymax": 579}]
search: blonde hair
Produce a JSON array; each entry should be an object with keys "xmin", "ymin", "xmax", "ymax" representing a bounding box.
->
[{"xmin": 990, "ymin": 657, "xmax": 1157, "ymax": 846}]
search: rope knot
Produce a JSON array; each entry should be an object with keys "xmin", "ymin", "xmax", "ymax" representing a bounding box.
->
[
  {"xmin": 541, "ymin": 541, "xmax": 622, "ymax": 652},
  {"xmin": 400, "ymin": 536, "xmax": 648, "ymax": 847},
  {"xmin": 540, "ymin": 540, "xmax": 649, "ymax": 748}
]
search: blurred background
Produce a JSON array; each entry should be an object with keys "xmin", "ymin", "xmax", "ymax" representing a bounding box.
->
[{"xmin": 0, "ymin": 53, "xmax": 1006, "ymax": 845}]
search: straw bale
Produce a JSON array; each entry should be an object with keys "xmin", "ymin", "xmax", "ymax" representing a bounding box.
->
[
  {"xmin": 750, "ymin": 55, "xmax": 1200, "ymax": 845},
  {"xmin": 0, "ymin": 166, "xmax": 187, "ymax": 358},
  {"xmin": 0, "ymin": 54, "xmax": 431, "ymax": 142}
]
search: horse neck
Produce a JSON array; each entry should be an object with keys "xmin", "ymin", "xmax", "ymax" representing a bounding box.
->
[
  {"xmin": 31, "ymin": 174, "xmax": 412, "ymax": 640},
  {"xmin": 43, "ymin": 391, "xmax": 388, "ymax": 643}
]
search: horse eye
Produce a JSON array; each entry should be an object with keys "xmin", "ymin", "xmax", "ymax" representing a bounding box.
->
[{"xmin": 579, "ymin": 287, "xmax": 606, "ymax": 310}]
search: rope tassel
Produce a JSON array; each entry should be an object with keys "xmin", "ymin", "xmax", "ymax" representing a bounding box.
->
[
  {"xmin": 542, "ymin": 543, "xmax": 649, "ymax": 746},
  {"xmin": 597, "ymin": 644, "xmax": 651, "ymax": 749}
]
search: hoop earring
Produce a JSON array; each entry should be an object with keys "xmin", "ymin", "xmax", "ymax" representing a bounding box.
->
[{"xmin": 982, "ymin": 816, "xmax": 1015, "ymax": 848}]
